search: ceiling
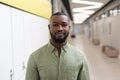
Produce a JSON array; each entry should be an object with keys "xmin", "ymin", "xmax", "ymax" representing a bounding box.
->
[{"xmin": 69, "ymin": 0, "xmax": 111, "ymax": 24}]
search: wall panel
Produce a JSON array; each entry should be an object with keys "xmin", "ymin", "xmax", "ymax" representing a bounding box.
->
[
  {"xmin": 11, "ymin": 7, "xmax": 25, "ymax": 80},
  {"xmin": 0, "ymin": 3, "xmax": 49, "ymax": 80},
  {"xmin": 23, "ymin": 11, "xmax": 49, "ymax": 66},
  {"xmin": 0, "ymin": 3, "xmax": 13, "ymax": 80}
]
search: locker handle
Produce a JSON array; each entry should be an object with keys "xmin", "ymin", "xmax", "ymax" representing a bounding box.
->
[
  {"xmin": 22, "ymin": 62, "xmax": 25, "ymax": 71},
  {"xmin": 10, "ymin": 69, "xmax": 13, "ymax": 80}
]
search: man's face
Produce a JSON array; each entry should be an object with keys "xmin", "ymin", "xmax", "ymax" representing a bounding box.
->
[{"xmin": 49, "ymin": 15, "xmax": 70, "ymax": 43}]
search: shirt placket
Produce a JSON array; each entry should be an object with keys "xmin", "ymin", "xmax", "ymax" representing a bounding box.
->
[{"xmin": 54, "ymin": 49, "xmax": 64, "ymax": 80}]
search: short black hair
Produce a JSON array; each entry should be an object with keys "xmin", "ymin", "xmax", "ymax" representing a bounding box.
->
[
  {"xmin": 52, "ymin": 12, "xmax": 67, "ymax": 16},
  {"xmin": 50, "ymin": 12, "xmax": 67, "ymax": 19}
]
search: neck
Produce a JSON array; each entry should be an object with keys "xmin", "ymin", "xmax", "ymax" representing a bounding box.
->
[
  {"xmin": 50, "ymin": 39, "xmax": 66, "ymax": 57},
  {"xmin": 50, "ymin": 39, "xmax": 66, "ymax": 49}
]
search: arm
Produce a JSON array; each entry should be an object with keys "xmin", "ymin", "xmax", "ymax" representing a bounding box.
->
[
  {"xmin": 25, "ymin": 54, "xmax": 40, "ymax": 80},
  {"xmin": 77, "ymin": 57, "xmax": 90, "ymax": 80}
]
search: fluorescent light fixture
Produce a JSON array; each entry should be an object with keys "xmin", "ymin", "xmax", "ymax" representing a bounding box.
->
[
  {"xmin": 72, "ymin": 0, "xmax": 103, "ymax": 13},
  {"xmin": 72, "ymin": 0, "xmax": 104, "ymax": 24},
  {"xmin": 74, "ymin": 20, "xmax": 85, "ymax": 24},
  {"xmin": 73, "ymin": 13, "xmax": 89, "ymax": 18},
  {"xmin": 72, "ymin": 0, "xmax": 103, "ymax": 6},
  {"xmin": 73, "ymin": 13, "xmax": 90, "ymax": 24},
  {"xmin": 73, "ymin": 9, "xmax": 94, "ymax": 14},
  {"xmin": 74, "ymin": 18, "xmax": 86, "ymax": 24},
  {"xmin": 73, "ymin": 5, "xmax": 101, "ymax": 12}
]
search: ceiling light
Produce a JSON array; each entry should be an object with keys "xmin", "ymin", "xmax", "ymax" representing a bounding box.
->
[
  {"xmin": 73, "ymin": 5, "xmax": 102, "ymax": 12},
  {"xmin": 72, "ymin": 0, "xmax": 104, "ymax": 24},
  {"xmin": 73, "ymin": 13, "xmax": 89, "ymax": 24},
  {"xmin": 73, "ymin": 9, "xmax": 94, "ymax": 14},
  {"xmin": 72, "ymin": 0, "xmax": 103, "ymax": 6}
]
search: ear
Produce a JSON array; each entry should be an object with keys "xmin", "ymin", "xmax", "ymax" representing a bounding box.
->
[{"xmin": 48, "ymin": 24, "xmax": 50, "ymax": 30}]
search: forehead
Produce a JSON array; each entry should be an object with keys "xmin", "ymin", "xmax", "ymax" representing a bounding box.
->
[{"xmin": 50, "ymin": 15, "xmax": 69, "ymax": 23}]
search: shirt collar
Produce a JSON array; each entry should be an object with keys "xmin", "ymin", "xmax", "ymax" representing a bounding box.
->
[
  {"xmin": 62, "ymin": 42, "xmax": 69, "ymax": 52},
  {"xmin": 47, "ymin": 42, "xmax": 55, "ymax": 53},
  {"xmin": 47, "ymin": 42, "xmax": 69, "ymax": 53}
]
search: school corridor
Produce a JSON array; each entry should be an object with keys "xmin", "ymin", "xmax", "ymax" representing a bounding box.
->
[{"xmin": 70, "ymin": 34, "xmax": 120, "ymax": 80}]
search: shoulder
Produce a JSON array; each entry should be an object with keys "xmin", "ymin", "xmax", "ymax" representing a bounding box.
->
[
  {"xmin": 68, "ymin": 44, "xmax": 84, "ymax": 56},
  {"xmin": 66, "ymin": 44, "xmax": 88, "ymax": 65},
  {"xmin": 67, "ymin": 44, "xmax": 87, "ymax": 60},
  {"xmin": 30, "ymin": 43, "xmax": 48, "ymax": 59}
]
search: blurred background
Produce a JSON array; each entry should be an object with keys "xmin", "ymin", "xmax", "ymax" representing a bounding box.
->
[{"xmin": 0, "ymin": 0, "xmax": 120, "ymax": 80}]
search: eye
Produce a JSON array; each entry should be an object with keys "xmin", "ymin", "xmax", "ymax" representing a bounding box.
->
[
  {"xmin": 61, "ymin": 23, "xmax": 68, "ymax": 27},
  {"xmin": 52, "ymin": 23, "xmax": 59, "ymax": 27}
]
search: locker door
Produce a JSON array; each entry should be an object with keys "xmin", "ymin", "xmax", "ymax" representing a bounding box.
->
[
  {"xmin": 23, "ymin": 12, "xmax": 49, "ymax": 65},
  {"xmin": 0, "ymin": 4, "xmax": 13, "ymax": 80},
  {"xmin": 11, "ymin": 8, "xmax": 25, "ymax": 80}
]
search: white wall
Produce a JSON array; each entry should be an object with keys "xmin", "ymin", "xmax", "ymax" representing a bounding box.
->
[
  {"xmin": 23, "ymin": 11, "xmax": 49, "ymax": 65},
  {"xmin": 0, "ymin": 3, "xmax": 49, "ymax": 80},
  {"xmin": 0, "ymin": 3, "xmax": 13, "ymax": 80},
  {"xmin": 90, "ymin": 15, "xmax": 120, "ymax": 58},
  {"xmin": 83, "ymin": 23, "xmax": 91, "ymax": 39}
]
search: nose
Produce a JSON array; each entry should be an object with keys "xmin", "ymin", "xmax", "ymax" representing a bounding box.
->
[{"xmin": 57, "ymin": 25, "xmax": 63, "ymax": 31}]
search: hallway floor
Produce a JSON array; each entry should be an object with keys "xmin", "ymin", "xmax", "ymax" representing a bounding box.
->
[{"xmin": 69, "ymin": 34, "xmax": 120, "ymax": 80}]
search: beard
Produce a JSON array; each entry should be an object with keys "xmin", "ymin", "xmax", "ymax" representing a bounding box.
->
[{"xmin": 50, "ymin": 31, "xmax": 69, "ymax": 43}]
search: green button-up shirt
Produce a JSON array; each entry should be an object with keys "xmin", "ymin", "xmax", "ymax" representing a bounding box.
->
[{"xmin": 25, "ymin": 42, "xmax": 90, "ymax": 80}]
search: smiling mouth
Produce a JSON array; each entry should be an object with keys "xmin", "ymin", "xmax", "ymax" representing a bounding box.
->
[
  {"xmin": 57, "ymin": 33, "xmax": 63, "ymax": 35},
  {"xmin": 56, "ymin": 32, "xmax": 64, "ymax": 37}
]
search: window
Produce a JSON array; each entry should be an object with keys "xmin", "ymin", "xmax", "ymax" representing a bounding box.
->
[
  {"xmin": 101, "ymin": 13, "xmax": 106, "ymax": 19},
  {"xmin": 113, "ymin": 7, "xmax": 118, "ymax": 16},
  {"xmin": 109, "ymin": 9, "xmax": 113, "ymax": 16}
]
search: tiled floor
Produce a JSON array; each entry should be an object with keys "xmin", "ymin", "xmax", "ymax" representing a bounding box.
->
[{"xmin": 69, "ymin": 34, "xmax": 120, "ymax": 80}]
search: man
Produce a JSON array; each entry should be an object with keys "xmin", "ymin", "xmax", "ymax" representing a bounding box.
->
[{"xmin": 25, "ymin": 12, "xmax": 90, "ymax": 80}]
